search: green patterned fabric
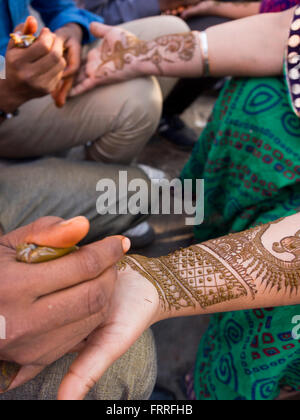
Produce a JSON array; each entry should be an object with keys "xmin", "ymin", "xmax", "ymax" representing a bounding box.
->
[{"xmin": 181, "ymin": 76, "xmax": 300, "ymax": 400}]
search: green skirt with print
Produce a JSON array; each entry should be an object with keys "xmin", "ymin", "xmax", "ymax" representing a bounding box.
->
[{"xmin": 181, "ymin": 76, "xmax": 300, "ymax": 400}]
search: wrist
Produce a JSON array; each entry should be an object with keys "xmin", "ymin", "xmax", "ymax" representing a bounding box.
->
[
  {"xmin": 131, "ymin": 40, "xmax": 159, "ymax": 77},
  {"xmin": 117, "ymin": 263, "xmax": 163, "ymax": 325},
  {"xmin": 56, "ymin": 23, "xmax": 83, "ymax": 43},
  {"xmin": 134, "ymin": 32, "xmax": 203, "ymax": 78}
]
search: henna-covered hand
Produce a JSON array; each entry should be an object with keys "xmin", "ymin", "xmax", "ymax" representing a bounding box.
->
[
  {"xmin": 57, "ymin": 214, "xmax": 300, "ymax": 399},
  {"xmin": 71, "ymin": 23, "xmax": 200, "ymax": 97}
]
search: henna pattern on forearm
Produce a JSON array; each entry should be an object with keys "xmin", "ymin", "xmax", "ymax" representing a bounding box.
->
[
  {"xmin": 96, "ymin": 32, "xmax": 197, "ymax": 78},
  {"xmin": 118, "ymin": 220, "xmax": 300, "ymax": 312},
  {"xmin": 118, "ymin": 245, "xmax": 253, "ymax": 311}
]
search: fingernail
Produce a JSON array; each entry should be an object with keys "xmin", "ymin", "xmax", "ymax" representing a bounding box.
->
[
  {"xmin": 59, "ymin": 216, "xmax": 84, "ymax": 226},
  {"xmin": 122, "ymin": 237, "xmax": 131, "ymax": 254}
]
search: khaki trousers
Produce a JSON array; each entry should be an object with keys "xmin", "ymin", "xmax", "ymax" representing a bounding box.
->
[
  {"xmin": 0, "ymin": 16, "xmax": 189, "ymax": 164},
  {"xmin": 0, "ymin": 330, "xmax": 157, "ymax": 401}
]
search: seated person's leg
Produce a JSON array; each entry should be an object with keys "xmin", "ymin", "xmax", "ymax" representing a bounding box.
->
[
  {"xmin": 0, "ymin": 157, "xmax": 157, "ymax": 400},
  {"xmin": 0, "ymin": 74, "xmax": 162, "ymax": 165},
  {"xmin": 0, "ymin": 17, "xmax": 188, "ymax": 164},
  {"xmin": 0, "ymin": 158, "xmax": 151, "ymax": 242},
  {"xmin": 0, "ymin": 330, "xmax": 156, "ymax": 400}
]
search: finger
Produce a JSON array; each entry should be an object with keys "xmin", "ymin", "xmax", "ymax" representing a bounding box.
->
[
  {"xmin": 70, "ymin": 77, "xmax": 96, "ymax": 97},
  {"xmin": 25, "ymin": 216, "xmax": 89, "ymax": 248},
  {"xmin": 7, "ymin": 310, "xmax": 105, "ymax": 392},
  {"xmin": 7, "ymin": 364, "xmax": 44, "ymax": 392},
  {"xmin": 22, "ymin": 28, "xmax": 55, "ymax": 63},
  {"xmin": 0, "ymin": 216, "xmax": 84, "ymax": 249},
  {"xmin": 31, "ymin": 60, "xmax": 66, "ymax": 95},
  {"xmin": 63, "ymin": 41, "xmax": 81, "ymax": 78},
  {"xmin": 32, "ymin": 35, "xmax": 65, "ymax": 77},
  {"xmin": 23, "ymin": 16, "xmax": 38, "ymax": 36},
  {"xmin": 57, "ymin": 323, "xmax": 140, "ymax": 400},
  {"xmin": 20, "ymin": 235, "xmax": 129, "ymax": 297},
  {"xmin": 181, "ymin": 5, "xmax": 200, "ymax": 19},
  {"xmin": 89, "ymin": 22, "xmax": 113, "ymax": 39},
  {"xmin": 33, "ymin": 266, "xmax": 117, "ymax": 331},
  {"xmin": 52, "ymin": 76, "xmax": 74, "ymax": 108}
]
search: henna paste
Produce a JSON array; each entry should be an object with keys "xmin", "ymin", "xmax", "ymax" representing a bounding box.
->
[
  {"xmin": 16, "ymin": 244, "xmax": 78, "ymax": 264},
  {"xmin": 10, "ymin": 32, "xmax": 36, "ymax": 48}
]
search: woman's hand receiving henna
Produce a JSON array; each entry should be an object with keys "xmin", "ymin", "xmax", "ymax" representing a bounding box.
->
[
  {"xmin": 71, "ymin": 23, "xmax": 144, "ymax": 97},
  {"xmin": 71, "ymin": 22, "xmax": 200, "ymax": 97},
  {"xmin": 57, "ymin": 264, "xmax": 160, "ymax": 400}
]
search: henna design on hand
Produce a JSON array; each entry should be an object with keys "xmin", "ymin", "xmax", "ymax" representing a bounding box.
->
[{"xmin": 95, "ymin": 32, "xmax": 197, "ymax": 79}]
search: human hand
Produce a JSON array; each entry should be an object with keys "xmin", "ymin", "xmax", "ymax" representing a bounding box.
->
[
  {"xmin": 180, "ymin": 1, "xmax": 217, "ymax": 19},
  {"xmin": 57, "ymin": 263, "xmax": 160, "ymax": 400},
  {"xmin": 53, "ymin": 23, "xmax": 83, "ymax": 107},
  {"xmin": 159, "ymin": 0, "xmax": 199, "ymax": 12},
  {"xmin": 71, "ymin": 23, "xmax": 143, "ymax": 97},
  {"xmin": 0, "ymin": 216, "xmax": 129, "ymax": 396},
  {"xmin": 5, "ymin": 16, "xmax": 66, "ymax": 105}
]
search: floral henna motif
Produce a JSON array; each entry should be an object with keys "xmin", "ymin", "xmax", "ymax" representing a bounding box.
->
[
  {"xmin": 118, "ymin": 220, "xmax": 300, "ymax": 312},
  {"xmin": 96, "ymin": 32, "xmax": 197, "ymax": 78},
  {"xmin": 98, "ymin": 34, "xmax": 149, "ymax": 72}
]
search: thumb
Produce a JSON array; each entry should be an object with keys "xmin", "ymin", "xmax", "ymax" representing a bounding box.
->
[
  {"xmin": 6, "ymin": 364, "xmax": 44, "ymax": 392},
  {"xmin": 57, "ymin": 326, "xmax": 139, "ymax": 400},
  {"xmin": 23, "ymin": 16, "xmax": 38, "ymax": 35},
  {"xmin": 25, "ymin": 216, "xmax": 90, "ymax": 248},
  {"xmin": 52, "ymin": 76, "xmax": 74, "ymax": 108},
  {"xmin": 0, "ymin": 216, "xmax": 90, "ymax": 249},
  {"xmin": 90, "ymin": 22, "xmax": 113, "ymax": 39},
  {"xmin": 181, "ymin": 5, "xmax": 199, "ymax": 19}
]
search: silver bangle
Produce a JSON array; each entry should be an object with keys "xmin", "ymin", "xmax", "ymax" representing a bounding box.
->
[{"xmin": 199, "ymin": 31, "xmax": 210, "ymax": 77}]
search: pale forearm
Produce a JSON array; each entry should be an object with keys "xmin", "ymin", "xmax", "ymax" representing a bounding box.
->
[
  {"xmin": 119, "ymin": 213, "xmax": 300, "ymax": 322},
  {"xmin": 71, "ymin": 8, "xmax": 296, "ymax": 95},
  {"xmin": 207, "ymin": 2, "xmax": 261, "ymax": 20},
  {"xmin": 206, "ymin": 8, "xmax": 292, "ymax": 77},
  {"xmin": 133, "ymin": 7, "xmax": 294, "ymax": 78}
]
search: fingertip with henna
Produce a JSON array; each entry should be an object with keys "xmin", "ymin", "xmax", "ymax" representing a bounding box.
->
[
  {"xmin": 90, "ymin": 22, "xmax": 112, "ymax": 38},
  {"xmin": 26, "ymin": 216, "xmax": 90, "ymax": 248},
  {"xmin": 23, "ymin": 16, "xmax": 38, "ymax": 35}
]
